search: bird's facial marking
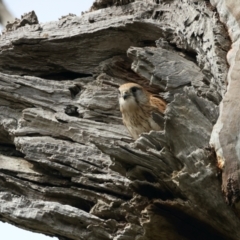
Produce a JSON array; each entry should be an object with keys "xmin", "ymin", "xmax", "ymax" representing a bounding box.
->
[
  {"xmin": 118, "ymin": 86, "xmax": 141, "ymax": 100},
  {"xmin": 122, "ymin": 91, "xmax": 130, "ymax": 100},
  {"xmin": 131, "ymin": 86, "xmax": 139, "ymax": 93},
  {"xmin": 130, "ymin": 86, "xmax": 142, "ymax": 104},
  {"xmin": 118, "ymin": 90, "xmax": 135, "ymax": 110},
  {"xmin": 118, "ymin": 87, "xmax": 132, "ymax": 101},
  {"xmin": 118, "ymin": 83, "xmax": 147, "ymax": 111}
]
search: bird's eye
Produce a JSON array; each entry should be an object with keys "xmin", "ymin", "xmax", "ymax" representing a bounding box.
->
[{"xmin": 131, "ymin": 87, "xmax": 138, "ymax": 93}]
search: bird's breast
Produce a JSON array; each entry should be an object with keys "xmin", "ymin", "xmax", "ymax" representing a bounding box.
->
[{"xmin": 122, "ymin": 109, "xmax": 161, "ymax": 139}]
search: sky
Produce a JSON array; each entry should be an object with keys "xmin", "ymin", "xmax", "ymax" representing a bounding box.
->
[
  {"xmin": 1, "ymin": 1, "xmax": 94, "ymax": 239},
  {"xmin": 4, "ymin": 0, "xmax": 94, "ymax": 25}
]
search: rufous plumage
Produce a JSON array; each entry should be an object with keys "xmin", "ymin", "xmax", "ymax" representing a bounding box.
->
[{"xmin": 118, "ymin": 83, "xmax": 166, "ymax": 140}]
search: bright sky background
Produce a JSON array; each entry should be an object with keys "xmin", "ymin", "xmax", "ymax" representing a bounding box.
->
[
  {"xmin": 1, "ymin": 1, "xmax": 94, "ymax": 239},
  {"xmin": 4, "ymin": 0, "xmax": 94, "ymax": 24}
]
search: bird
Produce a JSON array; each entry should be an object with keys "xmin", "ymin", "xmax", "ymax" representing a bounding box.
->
[{"xmin": 118, "ymin": 82, "xmax": 166, "ymax": 140}]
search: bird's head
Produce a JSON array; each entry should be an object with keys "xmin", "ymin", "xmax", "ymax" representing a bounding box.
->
[{"xmin": 118, "ymin": 83, "xmax": 149, "ymax": 112}]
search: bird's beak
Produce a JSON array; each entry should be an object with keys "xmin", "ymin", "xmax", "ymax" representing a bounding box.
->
[{"xmin": 122, "ymin": 92, "xmax": 130, "ymax": 100}]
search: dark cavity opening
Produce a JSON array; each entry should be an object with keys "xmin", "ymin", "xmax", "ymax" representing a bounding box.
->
[
  {"xmin": 40, "ymin": 71, "xmax": 92, "ymax": 80},
  {"xmin": 69, "ymin": 85, "xmax": 81, "ymax": 98},
  {"xmin": 64, "ymin": 105, "xmax": 79, "ymax": 117},
  {"xmin": 0, "ymin": 144, "xmax": 25, "ymax": 158}
]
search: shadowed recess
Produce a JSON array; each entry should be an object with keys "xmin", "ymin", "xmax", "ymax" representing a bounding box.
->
[
  {"xmin": 150, "ymin": 203, "xmax": 228, "ymax": 240},
  {"xmin": 0, "ymin": 144, "xmax": 25, "ymax": 158},
  {"xmin": 40, "ymin": 71, "xmax": 92, "ymax": 80}
]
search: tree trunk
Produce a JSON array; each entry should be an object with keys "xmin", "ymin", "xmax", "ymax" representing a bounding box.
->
[{"xmin": 0, "ymin": 0, "xmax": 239, "ymax": 239}]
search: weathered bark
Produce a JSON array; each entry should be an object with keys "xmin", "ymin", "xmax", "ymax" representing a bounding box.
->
[
  {"xmin": 210, "ymin": 0, "xmax": 240, "ymax": 207},
  {"xmin": 0, "ymin": 0, "xmax": 239, "ymax": 239}
]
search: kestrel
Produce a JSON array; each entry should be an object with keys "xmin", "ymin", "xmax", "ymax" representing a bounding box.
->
[{"xmin": 118, "ymin": 83, "xmax": 166, "ymax": 140}]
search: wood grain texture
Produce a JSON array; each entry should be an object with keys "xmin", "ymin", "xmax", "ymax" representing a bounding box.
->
[{"xmin": 210, "ymin": 0, "xmax": 240, "ymax": 207}]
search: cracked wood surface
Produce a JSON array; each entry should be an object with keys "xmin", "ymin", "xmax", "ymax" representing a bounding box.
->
[
  {"xmin": 210, "ymin": 0, "xmax": 240, "ymax": 207},
  {"xmin": 0, "ymin": 0, "xmax": 239, "ymax": 239}
]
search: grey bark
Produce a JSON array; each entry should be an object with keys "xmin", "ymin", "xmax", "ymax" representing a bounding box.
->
[
  {"xmin": 0, "ymin": 0, "xmax": 239, "ymax": 239},
  {"xmin": 210, "ymin": 0, "xmax": 240, "ymax": 206}
]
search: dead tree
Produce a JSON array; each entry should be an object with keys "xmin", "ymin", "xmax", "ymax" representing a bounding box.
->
[{"xmin": 0, "ymin": 0, "xmax": 239, "ymax": 239}]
